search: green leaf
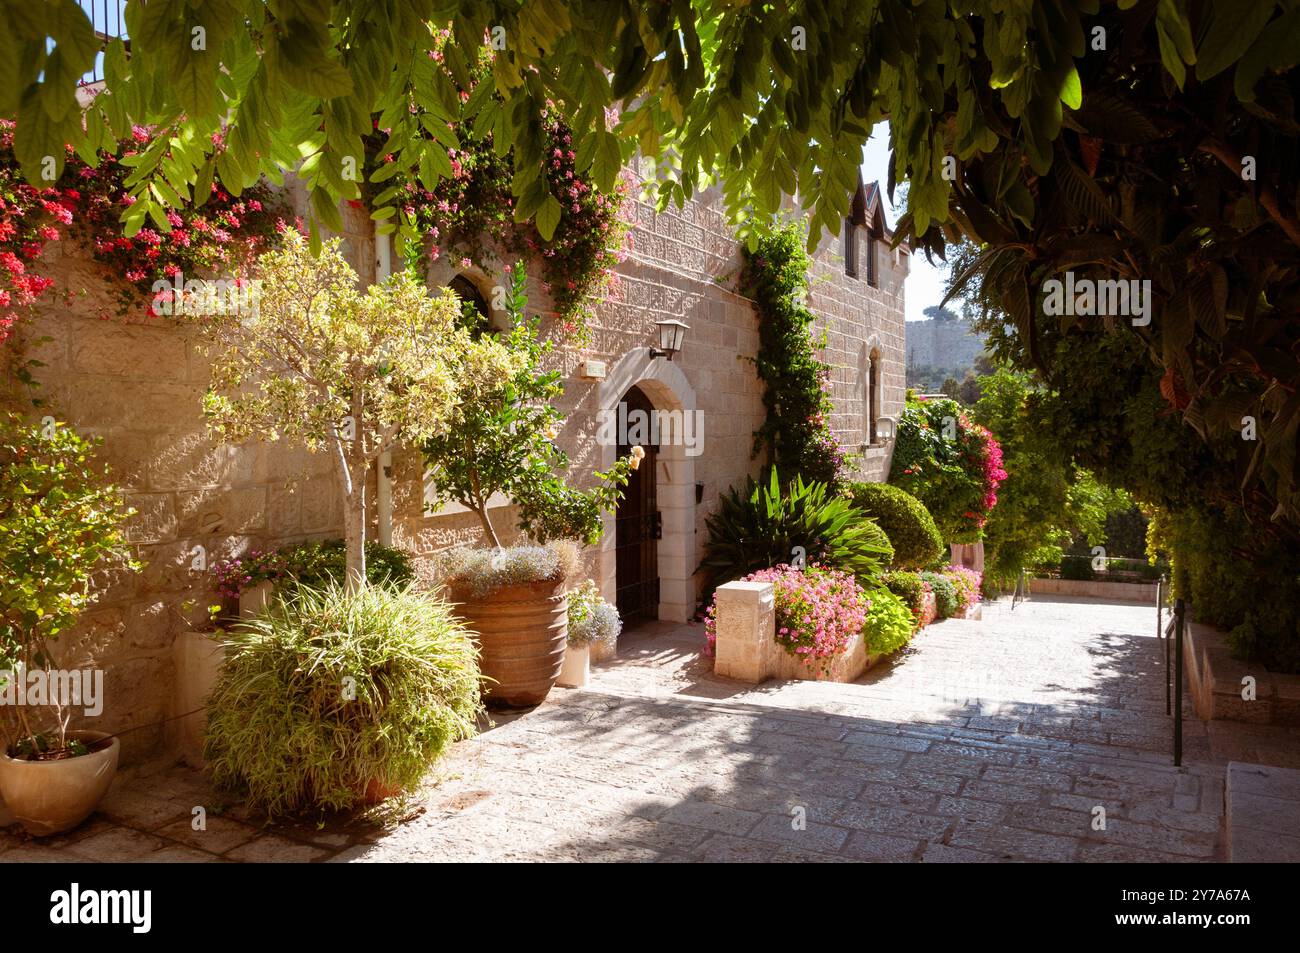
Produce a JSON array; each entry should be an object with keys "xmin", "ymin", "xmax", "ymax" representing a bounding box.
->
[
  {"xmin": 1059, "ymin": 66, "xmax": 1082, "ymax": 110},
  {"xmin": 1196, "ymin": 0, "xmax": 1275, "ymax": 82},
  {"xmin": 535, "ymin": 194, "xmax": 562, "ymax": 241}
]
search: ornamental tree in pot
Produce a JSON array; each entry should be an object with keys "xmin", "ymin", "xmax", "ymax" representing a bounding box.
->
[
  {"xmin": 0, "ymin": 413, "xmax": 139, "ymax": 835},
  {"xmin": 198, "ymin": 231, "xmax": 517, "ymax": 591},
  {"xmin": 424, "ymin": 265, "xmax": 632, "ymax": 706}
]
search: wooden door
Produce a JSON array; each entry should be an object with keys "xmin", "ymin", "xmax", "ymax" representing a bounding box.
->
[{"xmin": 615, "ymin": 386, "xmax": 660, "ymax": 624}]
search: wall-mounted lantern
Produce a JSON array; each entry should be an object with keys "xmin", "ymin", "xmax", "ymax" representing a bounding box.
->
[{"xmin": 650, "ymin": 318, "xmax": 689, "ymax": 361}]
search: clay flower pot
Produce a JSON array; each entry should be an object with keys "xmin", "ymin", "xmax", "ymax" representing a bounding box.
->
[
  {"xmin": 453, "ymin": 577, "xmax": 568, "ymax": 708},
  {"xmin": 0, "ymin": 730, "xmax": 119, "ymax": 837}
]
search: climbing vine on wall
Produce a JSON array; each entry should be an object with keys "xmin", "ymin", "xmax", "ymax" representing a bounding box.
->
[
  {"xmin": 361, "ymin": 31, "xmax": 629, "ymax": 338},
  {"xmin": 741, "ymin": 223, "xmax": 845, "ymax": 487},
  {"xmin": 0, "ymin": 120, "xmax": 286, "ymax": 343}
]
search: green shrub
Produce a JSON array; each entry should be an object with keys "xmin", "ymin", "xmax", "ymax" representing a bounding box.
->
[
  {"xmin": 1059, "ymin": 555, "xmax": 1093, "ymax": 580},
  {"xmin": 846, "ymin": 482, "xmax": 945, "ymax": 570},
  {"xmin": 281, "ymin": 539, "xmax": 415, "ymax": 589},
  {"xmin": 862, "ymin": 588, "xmax": 914, "ymax": 656},
  {"xmin": 882, "ymin": 570, "xmax": 926, "ymax": 619},
  {"xmin": 920, "ymin": 570, "xmax": 959, "ymax": 619},
  {"xmin": 205, "ymin": 582, "xmax": 482, "ymax": 818},
  {"xmin": 699, "ymin": 466, "xmax": 893, "ymax": 595}
]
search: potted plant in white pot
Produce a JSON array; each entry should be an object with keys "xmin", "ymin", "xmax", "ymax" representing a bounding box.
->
[
  {"xmin": 423, "ymin": 264, "xmax": 633, "ymax": 706},
  {"xmin": 558, "ymin": 580, "xmax": 622, "ymax": 688},
  {"xmin": 0, "ymin": 413, "xmax": 138, "ymax": 836}
]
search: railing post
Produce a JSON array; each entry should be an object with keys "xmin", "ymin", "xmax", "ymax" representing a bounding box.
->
[
  {"xmin": 1174, "ymin": 597, "xmax": 1185, "ymax": 767},
  {"xmin": 1160, "ymin": 577, "xmax": 1171, "ymax": 716}
]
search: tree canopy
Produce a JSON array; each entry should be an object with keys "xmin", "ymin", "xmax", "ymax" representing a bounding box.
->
[{"xmin": 6, "ymin": 0, "xmax": 1300, "ymax": 532}]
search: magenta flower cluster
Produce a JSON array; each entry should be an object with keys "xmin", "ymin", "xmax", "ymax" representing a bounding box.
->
[
  {"xmin": 212, "ymin": 548, "xmax": 286, "ymax": 600},
  {"xmin": 945, "ymin": 564, "xmax": 983, "ymax": 611},
  {"xmin": 703, "ymin": 564, "xmax": 870, "ymax": 666}
]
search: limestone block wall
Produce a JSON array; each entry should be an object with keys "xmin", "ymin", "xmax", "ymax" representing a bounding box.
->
[
  {"xmin": 8, "ymin": 171, "xmax": 905, "ymax": 764},
  {"xmin": 9, "ymin": 196, "xmax": 373, "ymax": 763}
]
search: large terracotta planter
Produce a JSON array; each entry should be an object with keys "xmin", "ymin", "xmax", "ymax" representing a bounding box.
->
[
  {"xmin": 453, "ymin": 578, "xmax": 568, "ymax": 708},
  {"xmin": 0, "ymin": 730, "xmax": 119, "ymax": 836}
]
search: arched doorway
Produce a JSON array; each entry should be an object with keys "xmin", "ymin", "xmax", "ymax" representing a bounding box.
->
[
  {"xmin": 613, "ymin": 385, "xmax": 660, "ymax": 624},
  {"xmin": 597, "ymin": 352, "xmax": 698, "ymax": 624}
]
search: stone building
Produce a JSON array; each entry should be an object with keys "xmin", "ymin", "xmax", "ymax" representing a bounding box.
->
[{"xmin": 10, "ymin": 173, "xmax": 907, "ymax": 762}]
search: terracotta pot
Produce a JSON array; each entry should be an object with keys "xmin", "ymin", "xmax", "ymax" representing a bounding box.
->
[
  {"xmin": 557, "ymin": 643, "xmax": 591, "ymax": 689},
  {"xmin": 0, "ymin": 730, "xmax": 119, "ymax": 837},
  {"xmin": 453, "ymin": 578, "xmax": 568, "ymax": 708}
]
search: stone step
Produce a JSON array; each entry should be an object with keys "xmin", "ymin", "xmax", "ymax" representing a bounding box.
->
[{"xmin": 1225, "ymin": 762, "xmax": 1300, "ymax": 862}]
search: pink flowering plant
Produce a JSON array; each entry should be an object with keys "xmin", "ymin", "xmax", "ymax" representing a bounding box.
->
[
  {"xmin": 704, "ymin": 564, "xmax": 870, "ymax": 667},
  {"xmin": 0, "ymin": 120, "xmax": 286, "ymax": 340},
  {"xmin": 363, "ymin": 34, "xmax": 628, "ymax": 338},
  {"xmin": 944, "ymin": 565, "xmax": 983, "ymax": 612},
  {"xmin": 889, "ymin": 394, "xmax": 1006, "ymax": 542}
]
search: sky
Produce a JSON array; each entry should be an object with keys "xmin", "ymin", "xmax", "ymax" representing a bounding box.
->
[{"xmin": 860, "ymin": 122, "xmax": 950, "ymax": 323}]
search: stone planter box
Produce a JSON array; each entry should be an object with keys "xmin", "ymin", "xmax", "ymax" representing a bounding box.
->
[
  {"xmin": 1184, "ymin": 621, "xmax": 1300, "ymax": 727},
  {"xmin": 239, "ymin": 581, "xmax": 273, "ymax": 619},
  {"xmin": 1028, "ymin": 576, "xmax": 1158, "ymax": 602},
  {"xmin": 712, "ymin": 580, "xmax": 883, "ymax": 685},
  {"xmin": 167, "ymin": 631, "xmax": 227, "ymax": 769}
]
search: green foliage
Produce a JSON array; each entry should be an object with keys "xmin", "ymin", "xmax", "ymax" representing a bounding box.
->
[
  {"xmin": 742, "ymin": 224, "xmax": 845, "ymax": 486},
  {"xmin": 846, "ymin": 482, "xmax": 944, "ymax": 570},
  {"xmin": 862, "ymin": 587, "xmax": 914, "ymax": 656},
  {"xmin": 969, "ymin": 367, "xmax": 1131, "ymax": 589},
  {"xmin": 919, "ymin": 571, "xmax": 959, "ymax": 620},
  {"xmin": 889, "ymin": 394, "xmax": 1004, "ymax": 544},
  {"xmin": 0, "ymin": 414, "xmax": 137, "ymax": 658},
  {"xmin": 699, "ymin": 467, "xmax": 893, "ymax": 596},
  {"xmin": 423, "ymin": 264, "xmax": 631, "ymax": 547},
  {"xmin": 200, "ymin": 231, "xmax": 516, "ymax": 583},
  {"xmin": 205, "ymin": 582, "xmax": 482, "ymax": 819},
  {"xmin": 882, "ymin": 570, "xmax": 927, "ymax": 621},
  {"xmin": 279, "ymin": 540, "xmax": 414, "ymax": 591}
]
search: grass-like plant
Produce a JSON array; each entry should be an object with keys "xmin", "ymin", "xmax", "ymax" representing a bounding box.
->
[{"xmin": 204, "ymin": 582, "xmax": 482, "ymax": 819}]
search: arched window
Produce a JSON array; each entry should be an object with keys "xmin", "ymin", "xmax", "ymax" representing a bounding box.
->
[
  {"xmin": 868, "ymin": 347, "xmax": 881, "ymax": 443},
  {"xmin": 449, "ymin": 273, "xmax": 493, "ymax": 336}
]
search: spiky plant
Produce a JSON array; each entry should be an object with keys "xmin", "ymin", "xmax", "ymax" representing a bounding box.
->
[{"xmin": 699, "ymin": 466, "xmax": 893, "ymax": 596}]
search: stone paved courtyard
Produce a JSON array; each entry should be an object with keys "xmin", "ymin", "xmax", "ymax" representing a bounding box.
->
[{"xmin": 5, "ymin": 595, "xmax": 1299, "ymax": 863}]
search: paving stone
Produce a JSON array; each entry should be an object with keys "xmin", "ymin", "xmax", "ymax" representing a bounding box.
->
[
  {"xmin": 659, "ymin": 800, "xmax": 762, "ymax": 836},
  {"xmin": 921, "ymin": 843, "xmax": 998, "ymax": 863},
  {"xmin": 747, "ymin": 813, "xmax": 849, "ymax": 853},
  {"xmin": 153, "ymin": 815, "xmax": 261, "ymax": 854},
  {"xmin": 839, "ymin": 830, "xmax": 922, "ymax": 861},
  {"xmin": 224, "ymin": 835, "xmax": 333, "ymax": 863},
  {"xmin": 833, "ymin": 803, "xmax": 952, "ymax": 840}
]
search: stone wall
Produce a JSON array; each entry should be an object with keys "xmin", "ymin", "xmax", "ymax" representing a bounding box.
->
[{"xmin": 10, "ymin": 176, "xmax": 906, "ymax": 763}]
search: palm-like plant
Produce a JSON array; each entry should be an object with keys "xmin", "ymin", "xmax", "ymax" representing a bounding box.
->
[{"xmin": 699, "ymin": 467, "xmax": 893, "ymax": 595}]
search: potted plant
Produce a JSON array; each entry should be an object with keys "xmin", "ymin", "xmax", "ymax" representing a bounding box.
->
[
  {"xmin": 438, "ymin": 544, "xmax": 579, "ymax": 707},
  {"xmin": 196, "ymin": 232, "xmax": 515, "ymax": 591},
  {"xmin": 424, "ymin": 265, "xmax": 632, "ymax": 706},
  {"xmin": 558, "ymin": 580, "xmax": 622, "ymax": 688},
  {"xmin": 204, "ymin": 582, "xmax": 482, "ymax": 818},
  {"xmin": 0, "ymin": 413, "xmax": 138, "ymax": 835}
]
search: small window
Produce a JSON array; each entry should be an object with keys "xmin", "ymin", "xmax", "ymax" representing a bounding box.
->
[
  {"xmin": 844, "ymin": 219, "xmax": 858, "ymax": 278},
  {"xmin": 868, "ymin": 348, "xmax": 881, "ymax": 443},
  {"xmin": 449, "ymin": 274, "xmax": 493, "ymax": 336},
  {"xmin": 866, "ymin": 233, "xmax": 878, "ymax": 287}
]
